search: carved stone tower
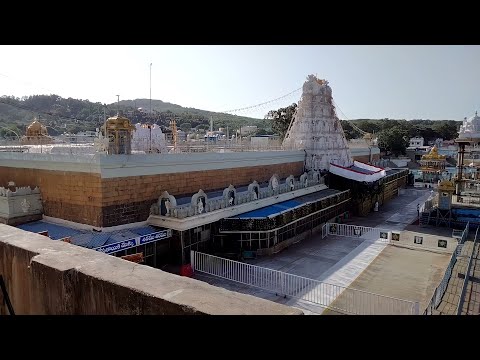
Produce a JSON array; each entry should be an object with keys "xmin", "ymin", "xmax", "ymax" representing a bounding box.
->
[{"xmin": 282, "ymin": 75, "xmax": 353, "ymax": 171}]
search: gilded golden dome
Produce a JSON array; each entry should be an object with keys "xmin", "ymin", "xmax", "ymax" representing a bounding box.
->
[{"xmin": 421, "ymin": 145, "xmax": 446, "ymax": 160}]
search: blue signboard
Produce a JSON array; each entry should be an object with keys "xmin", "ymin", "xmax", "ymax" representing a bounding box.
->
[
  {"xmin": 95, "ymin": 229, "xmax": 172, "ymax": 254},
  {"xmin": 95, "ymin": 239, "xmax": 137, "ymax": 254},
  {"xmin": 139, "ymin": 231, "xmax": 170, "ymax": 245}
]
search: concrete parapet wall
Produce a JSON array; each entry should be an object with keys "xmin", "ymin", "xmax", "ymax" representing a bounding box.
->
[
  {"xmin": 0, "ymin": 225, "xmax": 302, "ymax": 315},
  {"xmin": 393, "ymin": 230, "xmax": 456, "ymax": 253}
]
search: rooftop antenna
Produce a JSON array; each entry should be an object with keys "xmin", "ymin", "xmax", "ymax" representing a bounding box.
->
[
  {"xmin": 116, "ymin": 95, "xmax": 120, "ymax": 115},
  {"xmin": 210, "ymin": 116, "xmax": 213, "ymax": 132}
]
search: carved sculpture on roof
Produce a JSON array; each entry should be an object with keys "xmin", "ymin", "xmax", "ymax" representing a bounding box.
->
[
  {"xmin": 147, "ymin": 171, "xmax": 325, "ymax": 220},
  {"xmin": 268, "ymin": 174, "xmax": 280, "ymax": 192},
  {"xmin": 248, "ymin": 181, "xmax": 260, "ymax": 201},
  {"xmin": 222, "ymin": 185, "xmax": 237, "ymax": 207},
  {"xmin": 285, "ymin": 175, "xmax": 295, "ymax": 191}
]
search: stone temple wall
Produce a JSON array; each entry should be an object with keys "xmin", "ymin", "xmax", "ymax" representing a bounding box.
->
[{"xmin": 283, "ymin": 75, "xmax": 353, "ymax": 171}]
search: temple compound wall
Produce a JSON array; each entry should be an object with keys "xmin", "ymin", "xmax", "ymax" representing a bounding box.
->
[{"xmin": 0, "ymin": 151, "xmax": 304, "ymax": 227}]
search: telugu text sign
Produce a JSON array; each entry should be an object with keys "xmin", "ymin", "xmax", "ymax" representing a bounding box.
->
[{"xmin": 94, "ymin": 229, "xmax": 172, "ymax": 254}]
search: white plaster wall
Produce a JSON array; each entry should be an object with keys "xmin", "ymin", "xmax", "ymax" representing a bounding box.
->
[
  {"xmin": 0, "ymin": 193, "xmax": 43, "ymax": 219},
  {"xmin": 394, "ymin": 230, "xmax": 456, "ymax": 253}
]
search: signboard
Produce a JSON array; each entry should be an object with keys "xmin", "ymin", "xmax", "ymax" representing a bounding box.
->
[
  {"xmin": 391, "ymin": 232, "xmax": 400, "ymax": 241},
  {"xmin": 94, "ymin": 229, "xmax": 172, "ymax": 254},
  {"xmin": 438, "ymin": 239, "xmax": 447, "ymax": 248},
  {"xmin": 329, "ymin": 224, "xmax": 337, "ymax": 234},
  {"xmin": 414, "ymin": 236, "xmax": 423, "ymax": 245}
]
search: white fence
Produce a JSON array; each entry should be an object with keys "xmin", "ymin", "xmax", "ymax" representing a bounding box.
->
[
  {"xmin": 191, "ymin": 250, "xmax": 419, "ymax": 315},
  {"xmin": 326, "ymin": 223, "xmax": 391, "ymax": 243}
]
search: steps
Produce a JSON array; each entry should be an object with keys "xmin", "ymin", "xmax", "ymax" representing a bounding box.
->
[{"xmin": 420, "ymin": 212, "xmax": 430, "ymax": 226}]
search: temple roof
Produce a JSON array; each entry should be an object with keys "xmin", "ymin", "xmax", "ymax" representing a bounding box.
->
[
  {"xmin": 421, "ymin": 145, "xmax": 446, "ymax": 161},
  {"xmin": 466, "ymin": 111, "xmax": 479, "ymax": 123},
  {"xmin": 27, "ymin": 119, "xmax": 46, "ymax": 130}
]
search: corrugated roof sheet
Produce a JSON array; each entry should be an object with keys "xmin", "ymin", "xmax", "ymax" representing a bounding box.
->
[
  {"xmin": 16, "ymin": 221, "xmax": 164, "ymax": 250},
  {"xmin": 17, "ymin": 221, "xmax": 83, "ymax": 240}
]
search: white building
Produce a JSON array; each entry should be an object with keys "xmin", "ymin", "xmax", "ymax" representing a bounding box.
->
[
  {"xmin": 458, "ymin": 111, "xmax": 480, "ymax": 140},
  {"xmin": 409, "ymin": 136, "xmax": 424, "ymax": 147}
]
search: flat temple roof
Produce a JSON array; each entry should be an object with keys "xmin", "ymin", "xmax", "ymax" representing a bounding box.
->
[{"xmin": 17, "ymin": 221, "xmax": 165, "ymax": 249}]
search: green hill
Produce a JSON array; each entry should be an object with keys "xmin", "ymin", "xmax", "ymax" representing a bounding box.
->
[{"xmin": 0, "ymin": 94, "xmax": 269, "ymax": 136}]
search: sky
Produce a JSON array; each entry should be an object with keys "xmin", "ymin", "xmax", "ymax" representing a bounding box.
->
[{"xmin": 0, "ymin": 45, "xmax": 479, "ymax": 120}]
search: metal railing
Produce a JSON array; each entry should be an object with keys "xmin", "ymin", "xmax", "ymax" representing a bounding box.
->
[
  {"xmin": 423, "ymin": 222, "xmax": 469, "ymax": 314},
  {"xmin": 191, "ymin": 251, "xmax": 419, "ymax": 315},
  {"xmin": 456, "ymin": 226, "xmax": 479, "ymax": 315},
  {"xmin": 453, "ymin": 194, "xmax": 480, "ymax": 207},
  {"xmin": 326, "ymin": 223, "xmax": 390, "ymax": 243}
]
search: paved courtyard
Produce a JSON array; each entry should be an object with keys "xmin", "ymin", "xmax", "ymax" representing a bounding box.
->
[{"xmin": 194, "ymin": 188, "xmax": 447, "ymax": 314}]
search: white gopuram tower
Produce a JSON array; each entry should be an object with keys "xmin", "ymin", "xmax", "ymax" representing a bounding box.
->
[{"xmin": 282, "ymin": 74, "xmax": 353, "ymax": 171}]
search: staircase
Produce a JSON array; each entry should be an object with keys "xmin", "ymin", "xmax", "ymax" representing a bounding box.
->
[{"xmin": 420, "ymin": 211, "xmax": 430, "ymax": 226}]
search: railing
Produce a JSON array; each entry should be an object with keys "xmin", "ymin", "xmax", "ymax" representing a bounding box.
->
[
  {"xmin": 191, "ymin": 251, "xmax": 419, "ymax": 315},
  {"xmin": 456, "ymin": 226, "xmax": 479, "ymax": 315},
  {"xmin": 454, "ymin": 194, "xmax": 480, "ymax": 206},
  {"xmin": 423, "ymin": 222, "xmax": 469, "ymax": 314},
  {"xmin": 326, "ymin": 223, "xmax": 390, "ymax": 243},
  {"xmin": 321, "ymin": 223, "xmax": 327, "ymax": 239}
]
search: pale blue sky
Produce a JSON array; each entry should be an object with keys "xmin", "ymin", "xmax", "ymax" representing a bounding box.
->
[{"xmin": 0, "ymin": 45, "xmax": 478, "ymax": 120}]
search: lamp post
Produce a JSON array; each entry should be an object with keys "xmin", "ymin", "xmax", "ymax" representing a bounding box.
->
[{"xmin": 149, "ymin": 63, "xmax": 152, "ymax": 115}]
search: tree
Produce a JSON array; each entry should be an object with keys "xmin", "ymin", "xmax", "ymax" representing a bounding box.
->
[
  {"xmin": 265, "ymin": 103, "xmax": 297, "ymax": 140},
  {"xmin": 0, "ymin": 124, "xmax": 22, "ymax": 139},
  {"xmin": 377, "ymin": 127, "xmax": 409, "ymax": 156},
  {"xmin": 340, "ymin": 120, "xmax": 359, "ymax": 140},
  {"xmin": 180, "ymin": 122, "xmax": 192, "ymax": 132}
]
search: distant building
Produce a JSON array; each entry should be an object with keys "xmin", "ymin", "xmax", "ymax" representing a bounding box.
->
[
  {"xmin": 250, "ymin": 135, "xmax": 280, "ymax": 149},
  {"xmin": 409, "ymin": 136, "xmax": 424, "ymax": 147}
]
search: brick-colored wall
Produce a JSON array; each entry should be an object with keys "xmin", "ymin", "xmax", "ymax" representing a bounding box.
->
[
  {"xmin": 0, "ymin": 167, "xmax": 103, "ymax": 226},
  {"xmin": 0, "ymin": 161, "xmax": 303, "ymax": 227}
]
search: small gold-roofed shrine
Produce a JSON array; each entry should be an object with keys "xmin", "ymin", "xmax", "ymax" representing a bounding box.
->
[
  {"xmin": 21, "ymin": 119, "xmax": 53, "ymax": 145},
  {"xmin": 102, "ymin": 114, "xmax": 136, "ymax": 155},
  {"xmin": 419, "ymin": 146, "xmax": 446, "ymax": 183},
  {"xmin": 438, "ymin": 179, "xmax": 455, "ymax": 192}
]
